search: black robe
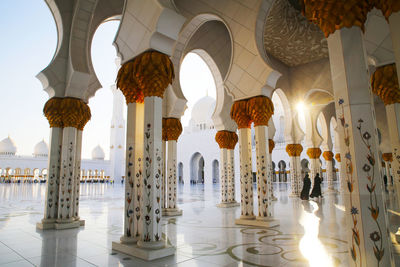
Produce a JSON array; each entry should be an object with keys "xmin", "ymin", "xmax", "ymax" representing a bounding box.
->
[
  {"xmin": 310, "ymin": 174, "xmax": 322, "ymax": 198},
  {"xmin": 300, "ymin": 175, "xmax": 311, "ymax": 200}
]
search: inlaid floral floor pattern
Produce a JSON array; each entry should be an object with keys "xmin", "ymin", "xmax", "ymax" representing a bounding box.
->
[{"xmin": 0, "ymin": 183, "xmax": 398, "ymax": 266}]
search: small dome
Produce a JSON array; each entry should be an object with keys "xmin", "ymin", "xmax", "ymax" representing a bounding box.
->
[
  {"xmin": 0, "ymin": 136, "xmax": 17, "ymax": 155},
  {"xmin": 33, "ymin": 140, "xmax": 49, "ymax": 157},
  {"xmin": 191, "ymin": 96, "xmax": 216, "ymax": 125},
  {"xmin": 92, "ymin": 145, "xmax": 105, "ymax": 160}
]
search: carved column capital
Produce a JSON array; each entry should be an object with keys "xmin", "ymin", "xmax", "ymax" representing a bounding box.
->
[
  {"xmin": 307, "ymin": 147, "xmax": 322, "ymax": 159},
  {"xmin": 163, "ymin": 118, "xmax": 182, "ymax": 141},
  {"xmin": 43, "ymin": 97, "xmax": 64, "ymax": 128},
  {"xmin": 371, "ymin": 63, "xmax": 400, "ymax": 105},
  {"xmin": 230, "ymin": 100, "xmax": 252, "ymax": 129},
  {"xmin": 373, "ymin": 0, "xmax": 400, "ymax": 20},
  {"xmin": 247, "ymin": 96, "xmax": 274, "ymax": 127},
  {"xmin": 300, "ymin": 0, "xmax": 371, "ymax": 37},
  {"xmin": 215, "ymin": 130, "xmax": 238, "ymax": 150},
  {"xmin": 322, "ymin": 151, "xmax": 334, "ymax": 161},
  {"xmin": 117, "ymin": 61, "xmax": 144, "ymax": 104},
  {"xmin": 61, "ymin": 97, "xmax": 91, "ymax": 130},
  {"xmin": 269, "ymin": 139, "xmax": 275, "ymax": 154},
  {"xmin": 335, "ymin": 153, "xmax": 341, "ymax": 162},
  {"xmin": 286, "ymin": 144, "xmax": 303, "ymax": 157}
]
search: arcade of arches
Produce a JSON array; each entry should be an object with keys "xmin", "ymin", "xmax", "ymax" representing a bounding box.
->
[{"xmin": 2, "ymin": 0, "xmax": 400, "ymax": 266}]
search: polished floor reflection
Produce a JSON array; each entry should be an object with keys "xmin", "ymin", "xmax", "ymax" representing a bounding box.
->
[{"xmin": 0, "ymin": 183, "xmax": 399, "ymax": 266}]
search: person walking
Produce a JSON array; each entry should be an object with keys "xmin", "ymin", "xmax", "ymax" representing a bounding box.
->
[
  {"xmin": 310, "ymin": 173, "xmax": 322, "ymax": 199},
  {"xmin": 300, "ymin": 173, "xmax": 311, "ymax": 200}
]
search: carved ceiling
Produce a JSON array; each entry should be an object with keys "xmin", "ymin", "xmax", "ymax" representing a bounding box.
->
[{"xmin": 263, "ymin": 0, "xmax": 328, "ymax": 67}]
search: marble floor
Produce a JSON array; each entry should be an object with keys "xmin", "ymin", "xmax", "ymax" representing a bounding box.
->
[{"xmin": 0, "ymin": 182, "xmax": 399, "ymax": 267}]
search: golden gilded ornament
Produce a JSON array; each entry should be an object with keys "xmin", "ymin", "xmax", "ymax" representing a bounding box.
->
[
  {"xmin": 307, "ymin": 147, "xmax": 322, "ymax": 159},
  {"xmin": 382, "ymin": 152, "xmax": 393, "ymax": 162},
  {"xmin": 215, "ymin": 131, "xmax": 239, "ymax": 150},
  {"xmin": 61, "ymin": 97, "xmax": 91, "ymax": 130},
  {"xmin": 132, "ymin": 51, "xmax": 174, "ymax": 98},
  {"xmin": 163, "ymin": 118, "xmax": 183, "ymax": 141},
  {"xmin": 247, "ymin": 96, "xmax": 274, "ymax": 127},
  {"xmin": 373, "ymin": 0, "xmax": 400, "ymax": 20},
  {"xmin": 371, "ymin": 63, "xmax": 400, "ymax": 106},
  {"xmin": 335, "ymin": 153, "xmax": 341, "ymax": 162},
  {"xmin": 300, "ymin": 0, "xmax": 372, "ymax": 37},
  {"xmin": 43, "ymin": 97, "xmax": 63, "ymax": 128},
  {"xmin": 230, "ymin": 100, "xmax": 252, "ymax": 129},
  {"xmin": 322, "ymin": 151, "xmax": 334, "ymax": 161},
  {"xmin": 162, "ymin": 118, "xmax": 167, "ymax": 141},
  {"xmin": 116, "ymin": 61, "xmax": 144, "ymax": 104},
  {"xmin": 269, "ymin": 139, "xmax": 275, "ymax": 154},
  {"xmin": 286, "ymin": 144, "xmax": 303, "ymax": 157}
]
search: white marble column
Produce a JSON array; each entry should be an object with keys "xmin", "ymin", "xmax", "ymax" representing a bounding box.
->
[
  {"xmin": 56, "ymin": 127, "xmax": 78, "ymax": 228},
  {"xmin": 328, "ymin": 27, "xmax": 394, "ymax": 266},
  {"xmin": 137, "ymin": 96, "xmax": 164, "ymax": 248},
  {"xmin": 164, "ymin": 140, "xmax": 182, "ymax": 216},
  {"xmin": 72, "ymin": 130, "xmax": 83, "ymax": 222},
  {"xmin": 162, "ymin": 139, "xmax": 166, "ymax": 211},
  {"xmin": 323, "ymin": 151, "xmax": 335, "ymax": 193},
  {"xmin": 37, "ymin": 127, "xmax": 62, "ymax": 229},
  {"xmin": 237, "ymin": 127, "xmax": 255, "ymax": 220},
  {"xmin": 119, "ymin": 102, "xmax": 142, "ymax": 243},
  {"xmin": 286, "ymin": 144, "xmax": 302, "ymax": 197},
  {"xmin": 227, "ymin": 149, "xmax": 237, "ymax": 204},
  {"xmin": 268, "ymin": 139, "xmax": 277, "ymax": 201},
  {"xmin": 219, "ymin": 148, "xmax": 229, "ymax": 204},
  {"xmin": 254, "ymin": 125, "xmax": 272, "ymax": 219}
]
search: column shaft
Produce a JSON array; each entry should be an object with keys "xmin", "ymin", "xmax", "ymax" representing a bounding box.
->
[
  {"xmin": 138, "ymin": 96, "xmax": 163, "ymax": 247},
  {"xmin": 227, "ymin": 149, "xmax": 236, "ymax": 202},
  {"xmin": 57, "ymin": 127, "xmax": 77, "ymax": 222},
  {"xmin": 162, "ymin": 140, "xmax": 166, "ymax": 209},
  {"xmin": 238, "ymin": 128, "xmax": 254, "ymax": 219},
  {"xmin": 328, "ymin": 27, "xmax": 393, "ymax": 266},
  {"xmin": 326, "ymin": 160, "xmax": 334, "ymax": 191},
  {"xmin": 309, "ymin": 158, "xmax": 320, "ymax": 187},
  {"xmin": 73, "ymin": 130, "xmax": 82, "ymax": 219},
  {"xmin": 254, "ymin": 125, "xmax": 271, "ymax": 218},
  {"xmin": 42, "ymin": 127, "xmax": 62, "ymax": 223},
  {"xmin": 220, "ymin": 148, "xmax": 229, "ymax": 203},
  {"xmin": 289, "ymin": 156, "xmax": 299, "ymax": 197},
  {"xmin": 167, "ymin": 140, "xmax": 177, "ymax": 209}
]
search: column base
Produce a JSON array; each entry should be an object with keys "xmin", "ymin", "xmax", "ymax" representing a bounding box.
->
[
  {"xmin": 112, "ymin": 240, "xmax": 175, "ymax": 261},
  {"xmin": 235, "ymin": 217, "xmax": 279, "ymax": 228},
  {"xmin": 289, "ymin": 193, "xmax": 299, "ymax": 198},
  {"xmin": 271, "ymin": 195, "xmax": 278, "ymax": 201},
  {"xmin": 120, "ymin": 236, "xmax": 139, "ymax": 244},
  {"xmin": 217, "ymin": 202, "xmax": 240, "ymax": 208},
  {"xmin": 54, "ymin": 220, "xmax": 82, "ymax": 230},
  {"xmin": 36, "ymin": 218, "xmax": 56, "ymax": 230},
  {"xmin": 162, "ymin": 208, "xmax": 183, "ymax": 216}
]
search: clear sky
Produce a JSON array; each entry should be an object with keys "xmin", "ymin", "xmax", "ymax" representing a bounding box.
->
[{"xmin": 0, "ymin": 1, "xmax": 215, "ymax": 160}]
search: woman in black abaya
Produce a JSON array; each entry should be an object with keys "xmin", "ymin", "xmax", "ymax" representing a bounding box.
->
[
  {"xmin": 310, "ymin": 173, "xmax": 322, "ymax": 199},
  {"xmin": 300, "ymin": 173, "xmax": 311, "ymax": 200}
]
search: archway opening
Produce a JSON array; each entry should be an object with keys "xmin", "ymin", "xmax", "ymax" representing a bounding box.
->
[
  {"xmin": 212, "ymin": 160, "xmax": 219, "ymax": 184},
  {"xmin": 190, "ymin": 152, "xmax": 205, "ymax": 184},
  {"xmin": 178, "ymin": 162, "xmax": 184, "ymax": 184}
]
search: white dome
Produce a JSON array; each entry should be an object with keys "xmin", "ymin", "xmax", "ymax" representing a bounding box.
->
[
  {"xmin": 92, "ymin": 145, "xmax": 105, "ymax": 160},
  {"xmin": 33, "ymin": 140, "xmax": 49, "ymax": 157},
  {"xmin": 191, "ymin": 96, "xmax": 216, "ymax": 125},
  {"xmin": 0, "ymin": 136, "xmax": 17, "ymax": 155}
]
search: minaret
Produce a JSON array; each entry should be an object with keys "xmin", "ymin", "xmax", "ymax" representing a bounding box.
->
[{"xmin": 109, "ymin": 58, "xmax": 125, "ymax": 183}]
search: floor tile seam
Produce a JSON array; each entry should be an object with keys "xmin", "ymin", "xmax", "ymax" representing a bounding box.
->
[{"xmin": 0, "ymin": 240, "xmax": 36, "ymax": 266}]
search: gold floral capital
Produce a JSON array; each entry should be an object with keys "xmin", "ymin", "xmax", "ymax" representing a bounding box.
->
[
  {"xmin": 373, "ymin": 0, "xmax": 400, "ymax": 20},
  {"xmin": 247, "ymin": 96, "xmax": 274, "ymax": 127},
  {"xmin": 43, "ymin": 97, "xmax": 63, "ymax": 128},
  {"xmin": 382, "ymin": 152, "xmax": 393, "ymax": 162},
  {"xmin": 117, "ymin": 61, "xmax": 144, "ymax": 104},
  {"xmin": 286, "ymin": 144, "xmax": 303, "ymax": 157},
  {"xmin": 61, "ymin": 97, "xmax": 91, "ymax": 130},
  {"xmin": 322, "ymin": 151, "xmax": 334, "ymax": 161},
  {"xmin": 132, "ymin": 51, "xmax": 174, "ymax": 98},
  {"xmin": 307, "ymin": 147, "xmax": 322, "ymax": 159},
  {"xmin": 371, "ymin": 63, "xmax": 400, "ymax": 106},
  {"xmin": 230, "ymin": 100, "xmax": 252, "ymax": 129},
  {"xmin": 269, "ymin": 139, "xmax": 275, "ymax": 154},
  {"xmin": 163, "ymin": 118, "xmax": 182, "ymax": 141},
  {"xmin": 300, "ymin": 0, "xmax": 372, "ymax": 37},
  {"xmin": 215, "ymin": 131, "xmax": 238, "ymax": 150},
  {"xmin": 335, "ymin": 153, "xmax": 341, "ymax": 163}
]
